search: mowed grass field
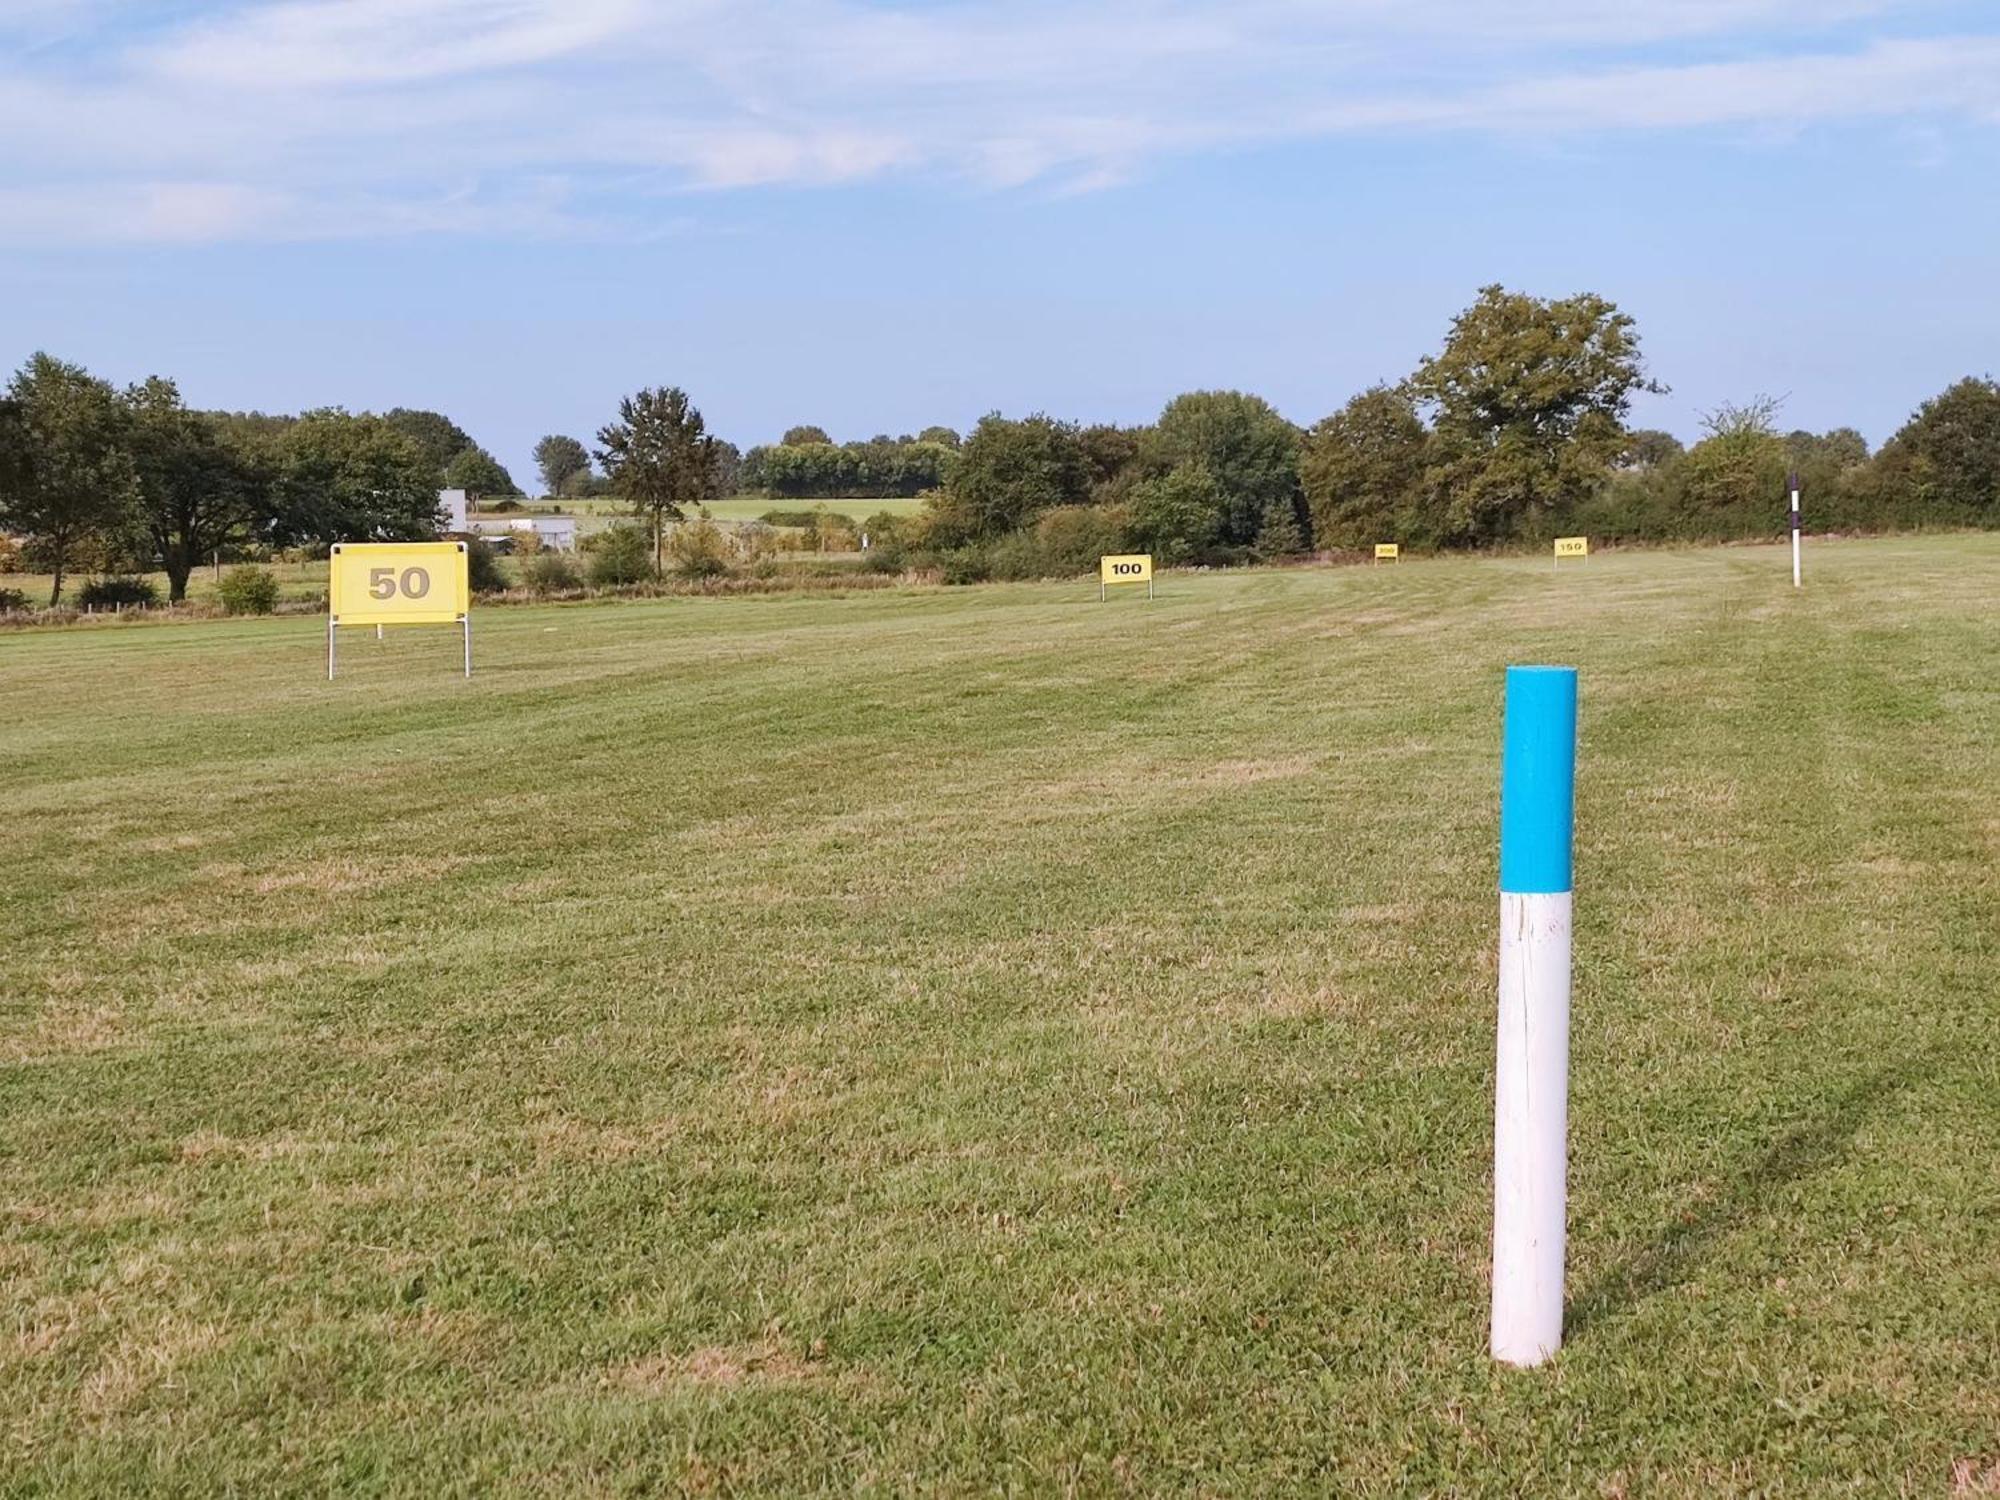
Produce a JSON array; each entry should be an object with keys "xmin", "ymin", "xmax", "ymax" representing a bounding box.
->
[{"xmin": 3, "ymin": 537, "xmax": 1996, "ymax": 1495}]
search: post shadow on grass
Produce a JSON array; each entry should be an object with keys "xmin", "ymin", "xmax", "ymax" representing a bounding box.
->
[{"xmin": 1564, "ymin": 1044, "xmax": 1939, "ymax": 1339}]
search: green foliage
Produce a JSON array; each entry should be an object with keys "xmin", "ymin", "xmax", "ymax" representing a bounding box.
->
[
  {"xmin": 523, "ymin": 551, "xmax": 583, "ymax": 595},
  {"xmin": 1077, "ymin": 424, "xmax": 1145, "ymax": 493},
  {"xmin": 667, "ymin": 516, "xmax": 733, "ymax": 579},
  {"xmin": 1674, "ymin": 398, "xmax": 1792, "ymax": 539},
  {"xmin": 463, "ymin": 537, "xmax": 507, "ymax": 595},
  {"xmin": 584, "ymin": 523, "xmax": 653, "ymax": 588},
  {"xmin": 123, "ymin": 376, "xmax": 268, "ymax": 601},
  {"xmin": 0, "ymin": 352, "xmax": 139, "ymax": 605},
  {"xmin": 1871, "ymin": 377, "xmax": 2000, "ymax": 527},
  {"xmin": 532, "ymin": 434, "xmax": 592, "ymax": 497},
  {"xmin": 77, "ymin": 575, "xmax": 160, "ymax": 609},
  {"xmin": 1032, "ymin": 504, "xmax": 1129, "ymax": 576},
  {"xmin": 381, "ymin": 408, "xmax": 477, "ymax": 486},
  {"xmin": 1126, "ymin": 463, "xmax": 1224, "ymax": 565},
  {"xmin": 1621, "ymin": 429, "xmax": 1686, "ymax": 469},
  {"xmin": 759, "ymin": 509, "xmax": 824, "ymax": 528},
  {"xmin": 1412, "ymin": 285, "xmax": 1662, "ymax": 544},
  {"xmin": 0, "ymin": 588, "xmax": 27, "ymax": 612},
  {"xmin": 937, "ymin": 546, "xmax": 992, "ymax": 585},
  {"xmin": 1253, "ymin": 500, "xmax": 1306, "ymax": 557},
  {"xmin": 945, "ymin": 413, "xmax": 1090, "ymax": 539},
  {"xmin": 271, "ymin": 410, "xmax": 440, "ymax": 548},
  {"xmin": 781, "ymin": 424, "xmax": 833, "ymax": 446},
  {"xmin": 916, "ymin": 425, "xmax": 961, "ymax": 449},
  {"xmin": 1301, "ymin": 385, "xmax": 1435, "ymax": 550},
  {"xmin": 1145, "ymin": 391, "xmax": 1302, "ymax": 547},
  {"xmin": 216, "ymin": 565, "xmax": 279, "ymax": 615},
  {"xmin": 596, "ymin": 386, "xmax": 721, "ymax": 576},
  {"xmin": 745, "ymin": 438, "xmax": 956, "ymax": 499},
  {"xmin": 441, "ymin": 445, "xmax": 519, "ymax": 497}
]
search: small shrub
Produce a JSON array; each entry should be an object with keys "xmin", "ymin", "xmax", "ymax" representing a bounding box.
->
[
  {"xmin": 77, "ymin": 575, "xmax": 160, "ymax": 609},
  {"xmin": 217, "ymin": 566, "xmax": 280, "ymax": 615},
  {"xmin": 938, "ymin": 546, "xmax": 991, "ymax": 585},
  {"xmin": 1033, "ymin": 504, "xmax": 1129, "ymax": 576},
  {"xmin": 586, "ymin": 523, "xmax": 654, "ymax": 587},
  {"xmin": 0, "ymin": 588, "xmax": 28, "ymax": 612},
  {"xmin": 524, "ymin": 551, "xmax": 583, "ymax": 595},
  {"xmin": 759, "ymin": 508, "xmax": 822, "ymax": 528},
  {"xmin": 483, "ymin": 498, "xmax": 524, "ymax": 513},
  {"xmin": 984, "ymin": 531, "xmax": 1044, "ymax": 581},
  {"xmin": 464, "ymin": 537, "xmax": 508, "ymax": 594},
  {"xmin": 668, "ymin": 517, "xmax": 733, "ymax": 579}
]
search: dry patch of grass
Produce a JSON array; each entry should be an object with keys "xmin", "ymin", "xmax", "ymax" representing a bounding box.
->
[{"xmin": 609, "ymin": 1335, "xmax": 847, "ymax": 1395}]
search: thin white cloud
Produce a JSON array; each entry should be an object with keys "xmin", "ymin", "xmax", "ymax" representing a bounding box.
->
[{"xmin": 0, "ymin": 0, "xmax": 1995, "ymax": 244}]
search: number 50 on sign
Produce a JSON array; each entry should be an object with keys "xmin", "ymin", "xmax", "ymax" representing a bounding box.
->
[{"xmin": 328, "ymin": 541, "xmax": 471, "ymax": 679}]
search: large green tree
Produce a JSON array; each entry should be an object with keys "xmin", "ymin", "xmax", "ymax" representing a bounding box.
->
[
  {"xmin": 533, "ymin": 434, "xmax": 592, "ymax": 497},
  {"xmin": 596, "ymin": 387, "xmax": 721, "ymax": 576},
  {"xmin": 1125, "ymin": 462, "xmax": 1223, "ymax": 565},
  {"xmin": 1871, "ymin": 378, "xmax": 2000, "ymax": 527},
  {"xmin": 441, "ymin": 445, "xmax": 519, "ymax": 497},
  {"xmin": 1144, "ymin": 391, "xmax": 1302, "ymax": 547},
  {"xmin": 1675, "ymin": 397, "xmax": 1791, "ymax": 539},
  {"xmin": 271, "ymin": 409, "xmax": 442, "ymax": 547},
  {"xmin": 1410, "ymin": 285, "xmax": 1661, "ymax": 544},
  {"xmin": 123, "ymin": 377, "xmax": 271, "ymax": 602},
  {"xmin": 942, "ymin": 413, "xmax": 1090, "ymax": 539},
  {"xmin": 1300, "ymin": 386, "xmax": 1435, "ymax": 550},
  {"xmin": 0, "ymin": 353, "xmax": 137, "ymax": 605},
  {"xmin": 382, "ymin": 408, "xmax": 476, "ymax": 484},
  {"xmin": 781, "ymin": 425, "xmax": 833, "ymax": 447}
]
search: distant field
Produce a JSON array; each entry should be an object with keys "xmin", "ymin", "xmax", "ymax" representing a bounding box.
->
[
  {"xmin": 509, "ymin": 495, "xmax": 926, "ymax": 525},
  {"xmin": 3, "ymin": 537, "xmax": 1996, "ymax": 1494},
  {"xmin": 1, "ymin": 558, "xmax": 333, "ymax": 608}
]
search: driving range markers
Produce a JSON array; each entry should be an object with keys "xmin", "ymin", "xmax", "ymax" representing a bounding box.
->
[
  {"xmin": 1374, "ymin": 543, "xmax": 1400, "ymax": 564},
  {"xmin": 327, "ymin": 541, "xmax": 472, "ymax": 681},
  {"xmin": 1099, "ymin": 553, "xmax": 1155, "ymax": 601},
  {"xmin": 1789, "ymin": 470, "xmax": 1803, "ymax": 589},
  {"xmin": 1553, "ymin": 536, "xmax": 1589, "ymax": 569},
  {"xmin": 1491, "ymin": 665, "xmax": 1578, "ymax": 1368}
]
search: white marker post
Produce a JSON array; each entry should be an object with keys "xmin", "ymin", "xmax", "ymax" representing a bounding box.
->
[
  {"xmin": 1789, "ymin": 470, "xmax": 1802, "ymax": 589},
  {"xmin": 1492, "ymin": 665, "xmax": 1578, "ymax": 1367}
]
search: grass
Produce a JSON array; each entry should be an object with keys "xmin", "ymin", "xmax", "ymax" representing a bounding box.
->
[{"xmin": 3, "ymin": 536, "xmax": 1996, "ymax": 1495}]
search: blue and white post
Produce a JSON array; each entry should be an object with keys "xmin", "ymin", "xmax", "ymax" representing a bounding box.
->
[{"xmin": 1491, "ymin": 665, "xmax": 1578, "ymax": 1367}]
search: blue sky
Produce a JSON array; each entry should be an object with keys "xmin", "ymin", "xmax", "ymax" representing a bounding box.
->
[{"xmin": 3, "ymin": 1, "xmax": 1998, "ymax": 488}]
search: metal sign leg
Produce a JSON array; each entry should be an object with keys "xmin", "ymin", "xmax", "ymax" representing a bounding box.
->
[
  {"xmin": 463, "ymin": 616, "xmax": 472, "ymax": 678},
  {"xmin": 327, "ymin": 620, "xmax": 337, "ymax": 681}
]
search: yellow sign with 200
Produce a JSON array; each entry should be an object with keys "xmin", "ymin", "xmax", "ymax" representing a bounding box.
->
[{"xmin": 329, "ymin": 542, "xmax": 469, "ymax": 626}]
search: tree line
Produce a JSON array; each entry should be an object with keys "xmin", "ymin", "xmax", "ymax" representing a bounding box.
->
[
  {"xmin": 10, "ymin": 285, "xmax": 1998, "ymax": 605},
  {"xmin": 854, "ymin": 286, "xmax": 2000, "ymax": 580},
  {"xmin": 0, "ymin": 354, "xmax": 519, "ymax": 604}
]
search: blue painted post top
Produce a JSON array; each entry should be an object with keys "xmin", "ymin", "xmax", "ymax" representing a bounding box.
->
[{"xmin": 1500, "ymin": 666, "xmax": 1578, "ymax": 895}]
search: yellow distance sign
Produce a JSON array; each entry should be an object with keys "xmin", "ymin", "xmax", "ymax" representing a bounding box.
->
[
  {"xmin": 1100, "ymin": 553, "xmax": 1153, "ymax": 585},
  {"xmin": 329, "ymin": 541, "xmax": 469, "ymax": 626},
  {"xmin": 1374, "ymin": 543, "xmax": 1400, "ymax": 562},
  {"xmin": 1553, "ymin": 536, "xmax": 1590, "ymax": 561}
]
